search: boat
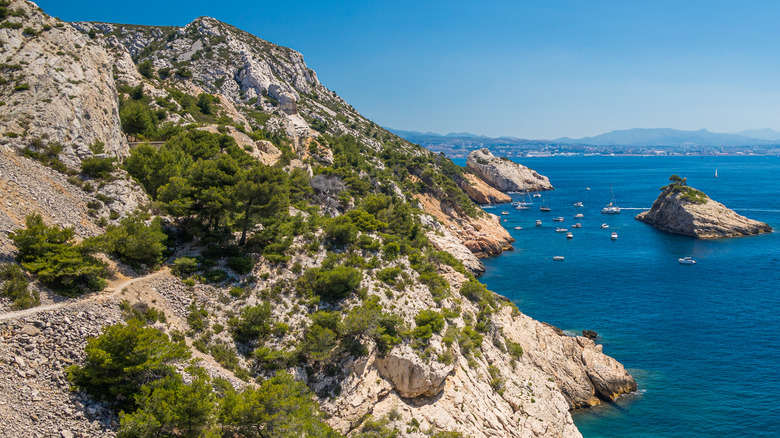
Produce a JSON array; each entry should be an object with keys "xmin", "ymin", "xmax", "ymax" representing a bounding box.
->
[
  {"xmin": 515, "ymin": 205, "xmax": 530, "ymax": 210},
  {"xmin": 586, "ymin": 187, "xmax": 591, "ymax": 191},
  {"xmin": 555, "ymin": 227, "xmax": 568, "ymax": 233},
  {"xmin": 501, "ymin": 211, "xmax": 509, "ymax": 215},
  {"xmin": 553, "ymin": 256, "xmax": 564, "ymax": 261},
  {"xmin": 566, "ymin": 232, "xmax": 573, "ymax": 239},
  {"xmin": 574, "ymin": 213, "xmax": 584, "ymax": 218},
  {"xmin": 572, "ymin": 223, "xmax": 582, "ymax": 228},
  {"xmin": 611, "ymin": 232, "xmax": 618, "ymax": 240},
  {"xmin": 514, "ymin": 226, "xmax": 523, "ymax": 230},
  {"xmin": 679, "ymin": 257, "xmax": 697, "ymax": 265},
  {"xmin": 553, "ymin": 217, "xmax": 564, "ymax": 222},
  {"xmin": 482, "ymin": 205, "xmax": 497, "ymax": 209},
  {"xmin": 601, "ymin": 223, "xmax": 609, "ymax": 229},
  {"xmin": 601, "ymin": 186, "xmax": 621, "ymax": 214},
  {"xmin": 540, "ymin": 193, "xmax": 551, "ymax": 211},
  {"xmin": 574, "ymin": 202, "xmax": 584, "ymax": 207},
  {"xmin": 715, "ymin": 169, "xmax": 718, "ymax": 178},
  {"xmin": 533, "ymin": 193, "xmax": 542, "ymax": 198},
  {"xmin": 535, "ymin": 220, "xmax": 542, "ymax": 226}
]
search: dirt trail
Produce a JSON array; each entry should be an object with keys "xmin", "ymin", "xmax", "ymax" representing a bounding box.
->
[{"xmin": 0, "ymin": 268, "xmax": 170, "ymax": 322}]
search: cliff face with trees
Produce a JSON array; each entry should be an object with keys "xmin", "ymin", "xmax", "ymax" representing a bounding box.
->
[{"xmin": 0, "ymin": 1, "xmax": 636, "ymax": 437}]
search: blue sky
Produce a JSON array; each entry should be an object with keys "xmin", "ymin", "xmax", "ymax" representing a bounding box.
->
[{"xmin": 39, "ymin": 1, "xmax": 780, "ymax": 139}]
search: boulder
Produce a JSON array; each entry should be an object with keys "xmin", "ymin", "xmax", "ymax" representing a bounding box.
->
[
  {"xmin": 579, "ymin": 337, "xmax": 638, "ymax": 401},
  {"xmin": 636, "ymin": 182, "xmax": 772, "ymax": 238},
  {"xmin": 466, "ymin": 149, "xmax": 553, "ymax": 192},
  {"xmin": 374, "ymin": 345, "xmax": 454, "ymax": 398}
]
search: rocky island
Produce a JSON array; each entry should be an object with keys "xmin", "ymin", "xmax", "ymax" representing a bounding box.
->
[
  {"xmin": 0, "ymin": 1, "xmax": 635, "ymax": 437},
  {"xmin": 636, "ymin": 175, "xmax": 773, "ymax": 238},
  {"xmin": 466, "ymin": 148, "xmax": 554, "ymax": 192}
]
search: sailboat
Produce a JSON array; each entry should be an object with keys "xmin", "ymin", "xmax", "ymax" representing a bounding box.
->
[
  {"xmin": 715, "ymin": 169, "xmax": 718, "ymax": 178},
  {"xmin": 601, "ymin": 186, "xmax": 621, "ymax": 214}
]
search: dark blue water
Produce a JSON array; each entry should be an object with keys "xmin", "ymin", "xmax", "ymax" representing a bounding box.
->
[{"xmin": 456, "ymin": 156, "xmax": 780, "ymax": 438}]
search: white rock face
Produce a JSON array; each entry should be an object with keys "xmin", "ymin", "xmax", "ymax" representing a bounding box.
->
[
  {"xmin": 636, "ymin": 184, "xmax": 773, "ymax": 238},
  {"xmin": 374, "ymin": 344, "xmax": 455, "ymax": 398},
  {"xmin": 0, "ymin": 0, "xmax": 128, "ymax": 165},
  {"xmin": 467, "ymin": 148, "xmax": 553, "ymax": 192}
]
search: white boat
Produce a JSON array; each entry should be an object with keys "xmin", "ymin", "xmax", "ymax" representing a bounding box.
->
[
  {"xmin": 540, "ymin": 206, "xmax": 551, "ymax": 212},
  {"xmin": 574, "ymin": 202, "xmax": 584, "ymax": 207},
  {"xmin": 501, "ymin": 211, "xmax": 509, "ymax": 215},
  {"xmin": 482, "ymin": 205, "xmax": 497, "ymax": 209},
  {"xmin": 586, "ymin": 187, "xmax": 591, "ymax": 191},
  {"xmin": 572, "ymin": 223, "xmax": 582, "ymax": 228},
  {"xmin": 574, "ymin": 213, "xmax": 584, "ymax": 218},
  {"xmin": 715, "ymin": 169, "xmax": 718, "ymax": 178},
  {"xmin": 553, "ymin": 217, "xmax": 564, "ymax": 222},
  {"xmin": 535, "ymin": 220, "xmax": 542, "ymax": 226},
  {"xmin": 553, "ymin": 256, "xmax": 565, "ymax": 261},
  {"xmin": 515, "ymin": 205, "xmax": 530, "ymax": 210},
  {"xmin": 566, "ymin": 232, "xmax": 573, "ymax": 239},
  {"xmin": 601, "ymin": 223, "xmax": 609, "ymax": 229},
  {"xmin": 555, "ymin": 227, "xmax": 568, "ymax": 233},
  {"xmin": 514, "ymin": 226, "xmax": 523, "ymax": 230},
  {"xmin": 533, "ymin": 193, "xmax": 542, "ymax": 198},
  {"xmin": 678, "ymin": 257, "xmax": 697, "ymax": 265},
  {"xmin": 611, "ymin": 232, "xmax": 618, "ymax": 240},
  {"xmin": 601, "ymin": 186, "xmax": 621, "ymax": 214}
]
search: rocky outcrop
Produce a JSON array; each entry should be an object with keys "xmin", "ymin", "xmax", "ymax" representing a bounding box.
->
[
  {"xmin": 636, "ymin": 183, "xmax": 772, "ymax": 238},
  {"xmin": 415, "ymin": 193, "xmax": 514, "ymax": 260},
  {"xmin": 459, "ymin": 173, "xmax": 512, "ymax": 205},
  {"xmin": 374, "ymin": 344, "xmax": 455, "ymax": 398},
  {"xmin": 466, "ymin": 148, "xmax": 553, "ymax": 192},
  {"xmin": 0, "ymin": 0, "xmax": 128, "ymax": 166}
]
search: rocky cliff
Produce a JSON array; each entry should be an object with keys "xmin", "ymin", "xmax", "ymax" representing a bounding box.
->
[
  {"xmin": 0, "ymin": 2, "xmax": 636, "ymax": 437},
  {"xmin": 467, "ymin": 148, "xmax": 554, "ymax": 192},
  {"xmin": 0, "ymin": 0, "xmax": 128, "ymax": 166},
  {"xmin": 459, "ymin": 173, "xmax": 512, "ymax": 205},
  {"xmin": 636, "ymin": 182, "xmax": 772, "ymax": 238}
]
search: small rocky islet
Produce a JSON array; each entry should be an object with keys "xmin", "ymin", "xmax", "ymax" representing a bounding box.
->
[{"xmin": 636, "ymin": 176, "xmax": 773, "ymax": 238}]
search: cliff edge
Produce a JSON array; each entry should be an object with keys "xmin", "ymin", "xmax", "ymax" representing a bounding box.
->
[
  {"xmin": 466, "ymin": 148, "xmax": 553, "ymax": 192},
  {"xmin": 636, "ymin": 177, "xmax": 772, "ymax": 238}
]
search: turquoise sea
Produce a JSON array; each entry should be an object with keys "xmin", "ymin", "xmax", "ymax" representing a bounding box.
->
[{"xmin": 454, "ymin": 155, "xmax": 780, "ymax": 437}]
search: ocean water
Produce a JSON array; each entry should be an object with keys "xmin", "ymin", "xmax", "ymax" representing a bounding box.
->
[{"xmin": 455, "ymin": 156, "xmax": 780, "ymax": 437}]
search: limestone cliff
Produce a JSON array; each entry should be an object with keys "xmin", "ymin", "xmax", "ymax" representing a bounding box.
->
[
  {"xmin": 0, "ymin": 3, "xmax": 637, "ymax": 437},
  {"xmin": 636, "ymin": 182, "xmax": 772, "ymax": 238},
  {"xmin": 0, "ymin": 0, "xmax": 128, "ymax": 166},
  {"xmin": 467, "ymin": 148, "xmax": 554, "ymax": 192},
  {"xmin": 459, "ymin": 172, "xmax": 512, "ymax": 205}
]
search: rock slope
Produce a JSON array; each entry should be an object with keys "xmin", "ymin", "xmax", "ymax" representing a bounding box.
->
[
  {"xmin": 0, "ymin": 0, "xmax": 128, "ymax": 166},
  {"xmin": 459, "ymin": 173, "xmax": 512, "ymax": 205},
  {"xmin": 467, "ymin": 148, "xmax": 553, "ymax": 192},
  {"xmin": 636, "ymin": 183, "xmax": 772, "ymax": 238},
  {"xmin": 0, "ymin": 3, "xmax": 638, "ymax": 437}
]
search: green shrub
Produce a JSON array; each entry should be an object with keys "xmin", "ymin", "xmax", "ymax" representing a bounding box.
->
[
  {"xmin": 186, "ymin": 304, "xmax": 209, "ymax": 332},
  {"xmin": 10, "ymin": 214, "xmax": 107, "ymax": 295},
  {"xmin": 67, "ymin": 320, "xmax": 190, "ymax": 408},
  {"xmin": 227, "ymin": 254, "xmax": 254, "ymax": 274},
  {"xmin": 0, "ymin": 262, "xmax": 38, "ymax": 309},
  {"xmin": 300, "ymin": 265, "xmax": 363, "ymax": 302},
  {"xmin": 229, "ymin": 303, "xmax": 271, "ymax": 344},
  {"xmin": 376, "ymin": 267, "xmax": 402, "ymax": 286},
  {"xmin": 506, "ymin": 339, "xmax": 523, "ymax": 358},
  {"xmin": 414, "ymin": 310, "xmax": 444, "ymax": 333},
  {"xmin": 80, "ymin": 156, "xmax": 116, "ymax": 179},
  {"xmin": 92, "ymin": 212, "xmax": 167, "ymax": 269},
  {"xmin": 172, "ymin": 257, "xmax": 198, "ymax": 276}
]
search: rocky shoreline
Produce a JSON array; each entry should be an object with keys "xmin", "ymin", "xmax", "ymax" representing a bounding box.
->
[{"xmin": 636, "ymin": 181, "xmax": 773, "ymax": 238}]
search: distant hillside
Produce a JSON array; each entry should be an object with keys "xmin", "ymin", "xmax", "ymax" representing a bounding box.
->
[{"xmin": 555, "ymin": 128, "xmax": 777, "ymax": 147}]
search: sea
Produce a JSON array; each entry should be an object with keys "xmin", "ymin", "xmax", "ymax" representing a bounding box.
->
[{"xmin": 452, "ymin": 155, "xmax": 780, "ymax": 438}]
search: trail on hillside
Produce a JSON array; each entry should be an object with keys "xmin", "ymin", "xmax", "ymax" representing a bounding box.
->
[{"xmin": 0, "ymin": 268, "xmax": 170, "ymax": 322}]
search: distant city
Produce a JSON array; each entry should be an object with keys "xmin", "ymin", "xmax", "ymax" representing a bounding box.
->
[{"xmin": 388, "ymin": 127, "xmax": 780, "ymax": 159}]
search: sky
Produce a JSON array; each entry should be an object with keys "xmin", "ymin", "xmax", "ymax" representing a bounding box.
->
[{"xmin": 37, "ymin": 0, "xmax": 780, "ymax": 139}]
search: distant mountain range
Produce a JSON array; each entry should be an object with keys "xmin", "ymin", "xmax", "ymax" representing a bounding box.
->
[{"xmin": 389, "ymin": 127, "xmax": 780, "ymax": 147}]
